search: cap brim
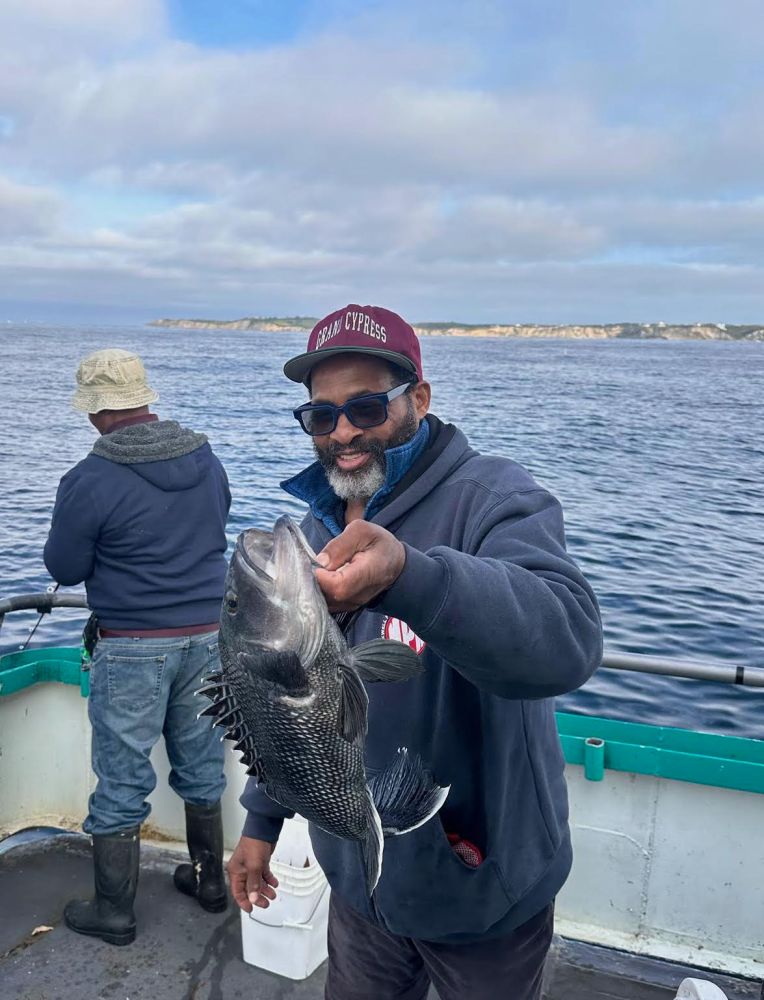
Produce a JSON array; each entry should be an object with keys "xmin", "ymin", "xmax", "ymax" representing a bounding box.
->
[{"xmin": 283, "ymin": 346, "xmax": 419, "ymax": 384}]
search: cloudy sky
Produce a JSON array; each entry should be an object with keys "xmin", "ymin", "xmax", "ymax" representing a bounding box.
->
[{"xmin": 2, "ymin": 0, "xmax": 764, "ymax": 324}]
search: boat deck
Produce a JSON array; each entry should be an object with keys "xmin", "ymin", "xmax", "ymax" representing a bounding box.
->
[{"xmin": 1, "ymin": 833, "xmax": 759, "ymax": 1000}]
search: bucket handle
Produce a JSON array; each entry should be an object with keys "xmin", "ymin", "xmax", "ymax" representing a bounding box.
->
[{"xmin": 246, "ymin": 881, "xmax": 328, "ymax": 929}]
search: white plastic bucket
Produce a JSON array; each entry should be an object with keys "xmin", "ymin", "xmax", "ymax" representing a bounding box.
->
[
  {"xmin": 240, "ymin": 880, "xmax": 330, "ymax": 980},
  {"xmin": 255, "ymin": 863, "xmax": 328, "ymax": 927},
  {"xmin": 240, "ymin": 816, "xmax": 330, "ymax": 979}
]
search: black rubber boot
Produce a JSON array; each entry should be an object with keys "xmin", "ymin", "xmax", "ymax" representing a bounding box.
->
[
  {"xmin": 64, "ymin": 827, "xmax": 140, "ymax": 946},
  {"xmin": 173, "ymin": 801, "xmax": 228, "ymax": 913}
]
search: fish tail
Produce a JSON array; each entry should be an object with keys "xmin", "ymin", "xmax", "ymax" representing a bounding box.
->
[
  {"xmin": 361, "ymin": 789, "xmax": 384, "ymax": 895},
  {"xmin": 369, "ymin": 748, "xmax": 449, "ymax": 836}
]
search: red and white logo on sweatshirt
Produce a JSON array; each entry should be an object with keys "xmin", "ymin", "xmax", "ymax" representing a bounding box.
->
[{"xmin": 381, "ymin": 616, "xmax": 426, "ymax": 654}]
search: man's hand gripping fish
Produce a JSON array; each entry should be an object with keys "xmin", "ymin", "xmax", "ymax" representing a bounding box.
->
[{"xmin": 197, "ymin": 515, "xmax": 449, "ymax": 894}]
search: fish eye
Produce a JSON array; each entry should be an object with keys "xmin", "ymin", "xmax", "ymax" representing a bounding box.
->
[{"xmin": 225, "ymin": 593, "xmax": 238, "ymax": 614}]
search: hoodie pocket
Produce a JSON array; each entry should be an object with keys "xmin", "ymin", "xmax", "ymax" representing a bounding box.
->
[
  {"xmin": 490, "ymin": 702, "xmax": 566, "ymax": 903},
  {"xmin": 372, "ymin": 816, "xmax": 514, "ymax": 940}
]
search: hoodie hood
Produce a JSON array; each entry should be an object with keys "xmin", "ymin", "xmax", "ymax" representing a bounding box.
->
[{"xmin": 92, "ymin": 419, "xmax": 210, "ymax": 491}]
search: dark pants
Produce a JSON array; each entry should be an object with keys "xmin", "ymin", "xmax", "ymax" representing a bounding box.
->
[{"xmin": 325, "ymin": 892, "xmax": 554, "ymax": 1000}]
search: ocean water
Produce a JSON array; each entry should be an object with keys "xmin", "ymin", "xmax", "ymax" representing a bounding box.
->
[{"xmin": 1, "ymin": 324, "xmax": 762, "ymax": 738}]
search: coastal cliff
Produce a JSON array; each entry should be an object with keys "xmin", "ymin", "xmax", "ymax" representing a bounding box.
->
[{"xmin": 148, "ymin": 317, "xmax": 764, "ymax": 341}]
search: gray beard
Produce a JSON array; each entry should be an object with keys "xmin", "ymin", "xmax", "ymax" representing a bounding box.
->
[{"xmin": 326, "ymin": 461, "xmax": 386, "ymax": 502}]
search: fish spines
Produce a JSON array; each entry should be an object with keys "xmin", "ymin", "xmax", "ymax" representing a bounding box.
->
[
  {"xmin": 223, "ymin": 724, "xmax": 247, "ymax": 743},
  {"xmin": 234, "ymin": 734, "xmax": 257, "ymax": 753},
  {"xmin": 195, "ymin": 645, "xmax": 271, "ymax": 781},
  {"xmin": 201, "ymin": 671, "xmax": 223, "ymax": 684},
  {"xmin": 194, "ymin": 676, "xmax": 234, "ymax": 719},
  {"xmin": 196, "ymin": 685, "xmax": 226, "ymax": 701},
  {"xmin": 212, "ymin": 706, "xmax": 243, "ymax": 729}
]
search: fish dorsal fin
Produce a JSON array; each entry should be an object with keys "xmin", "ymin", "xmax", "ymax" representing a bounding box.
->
[
  {"xmin": 337, "ymin": 663, "xmax": 368, "ymax": 745},
  {"xmin": 350, "ymin": 639, "xmax": 424, "ymax": 684}
]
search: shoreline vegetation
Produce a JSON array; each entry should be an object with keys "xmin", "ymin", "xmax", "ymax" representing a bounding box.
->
[{"xmin": 148, "ymin": 317, "xmax": 764, "ymax": 341}]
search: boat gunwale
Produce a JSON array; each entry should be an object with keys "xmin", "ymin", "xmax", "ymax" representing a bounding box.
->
[
  {"xmin": 2, "ymin": 645, "xmax": 762, "ymax": 795},
  {"xmin": 558, "ymin": 712, "xmax": 764, "ymax": 794}
]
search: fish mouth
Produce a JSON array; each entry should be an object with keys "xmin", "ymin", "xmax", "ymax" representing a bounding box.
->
[
  {"xmin": 232, "ymin": 517, "xmax": 326, "ymax": 667},
  {"xmin": 237, "ymin": 528, "xmax": 276, "ymax": 587},
  {"xmin": 237, "ymin": 519, "xmax": 318, "ymax": 579},
  {"xmin": 271, "ymin": 516, "xmax": 326, "ymax": 667},
  {"xmin": 273, "ymin": 515, "xmax": 320, "ymax": 565},
  {"xmin": 234, "ymin": 514, "xmax": 320, "ymax": 595}
]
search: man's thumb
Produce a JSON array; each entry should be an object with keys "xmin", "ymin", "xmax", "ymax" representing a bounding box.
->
[{"xmin": 315, "ymin": 535, "xmax": 351, "ymax": 571}]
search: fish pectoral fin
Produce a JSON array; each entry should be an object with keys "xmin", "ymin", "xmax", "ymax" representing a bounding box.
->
[
  {"xmin": 349, "ymin": 639, "xmax": 424, "ymax": 683},
  {"xmin": 337, "ymin": 664, "xmax": 368, "ymax": 745},
  {"xmin": 237, "ymin": 646, "xmax": 310, "ymax": 694},
  {"xmin": 368, "ymin": 748, "xmax": 449, "ymax": 836}
]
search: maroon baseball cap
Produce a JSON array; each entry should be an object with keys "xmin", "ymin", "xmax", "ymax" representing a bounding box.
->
[{"xmin": 283, "ymin": 304, "xmax": 423, "ymax": 384}]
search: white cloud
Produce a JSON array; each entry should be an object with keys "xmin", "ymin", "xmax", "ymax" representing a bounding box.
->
[
  {"xmin": 582, "ymin": 197, "xmax": 764, "ymax": 263},
  {"xmin": 0, "ymin": 175, "xmax": 62, "ymax": 237},
  {"xmin": 0, "ymin": 0, "xmax": 165, "ymax": 52},
  {"xmin": 0, "ymin": 32, "xmax": 671, "ymax": 194},
  {"xmin": 0, "ymin": 1, "xmax": 763, "ymax": 320}
]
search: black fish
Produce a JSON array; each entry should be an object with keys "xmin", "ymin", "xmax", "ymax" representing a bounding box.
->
[{"xmin": 198, "ymin": 515, "xmax": 448, "ymax": 894}]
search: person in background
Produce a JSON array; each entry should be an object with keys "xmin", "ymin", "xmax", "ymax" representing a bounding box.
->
[
  {"xmin": 226, "ymin": 305, "xmax": 603, "ymax": 1000},
  {"xmin": 44, "ymin": 348, "xmax": 231, "ymax": 946}
]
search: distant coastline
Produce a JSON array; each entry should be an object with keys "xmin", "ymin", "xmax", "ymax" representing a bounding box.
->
[{"xmin": 148, "ymin": 317, "xmax": 764, "ymax": 341}]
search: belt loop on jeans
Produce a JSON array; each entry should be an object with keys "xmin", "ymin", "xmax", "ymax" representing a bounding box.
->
[{"xmin": 98, "ymin": 623, "xmax": 220, "ymax": 639}]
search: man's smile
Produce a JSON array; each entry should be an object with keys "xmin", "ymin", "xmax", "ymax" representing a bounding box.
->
[{"xmin": 334, "ymin": 451, "xmax": 371, "ymax": 472}]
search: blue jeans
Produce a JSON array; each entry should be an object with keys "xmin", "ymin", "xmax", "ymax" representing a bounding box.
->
[{"xmin": 84, "ymin": 632, "xmax": 227, "ymax": 836}]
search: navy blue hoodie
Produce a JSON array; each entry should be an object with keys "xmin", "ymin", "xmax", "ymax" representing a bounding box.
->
[
  {"xmin": 240, "ymin": 417, "xmax": 602, "ymax": 944},
  {"xmin": 44, "ymin": 417, "xmax": 230, "ymax": 629}
]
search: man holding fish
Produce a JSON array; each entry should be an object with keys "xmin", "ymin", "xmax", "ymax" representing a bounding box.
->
[{"xmin": 225, "ymin": 305, "xmax": 602, "ymax": 999}]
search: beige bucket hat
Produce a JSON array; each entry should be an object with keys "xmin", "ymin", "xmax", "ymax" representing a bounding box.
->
[{"xmin": 72, "ymin": 348, "xmax": 159, "ymax": 413}]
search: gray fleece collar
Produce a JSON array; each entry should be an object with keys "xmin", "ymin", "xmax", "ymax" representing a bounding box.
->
[{"xmin": 92, "ymin": 420, "xmax": 208, "ymax": 465}]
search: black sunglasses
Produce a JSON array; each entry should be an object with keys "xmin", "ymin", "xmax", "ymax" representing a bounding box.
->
[{"xmin": 293, "ymin": 382, "xmax": 413, "ymax": 436}]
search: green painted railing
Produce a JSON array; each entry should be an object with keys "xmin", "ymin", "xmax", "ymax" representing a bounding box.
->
[
  {"xmin": 1, "ymin": 647, "xmax": 762, "ymax": 795},
  {"xmin": 557, "ymin": 712, "xmax": 764, "ymax": 795},
  {"xmin": 0, "ymin": 647, "xmax": 90, "ymax": 697}
]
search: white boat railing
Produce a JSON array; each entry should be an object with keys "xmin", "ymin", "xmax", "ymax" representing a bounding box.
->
[{"xmin": 601, "ymin": 650, "xmax": 764, "ymax": 688}]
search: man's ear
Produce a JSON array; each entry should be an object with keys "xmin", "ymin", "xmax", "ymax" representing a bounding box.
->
[{"xmin": 412, "ymin": 381, "xmax": 431, "ymax": 420}]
